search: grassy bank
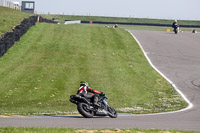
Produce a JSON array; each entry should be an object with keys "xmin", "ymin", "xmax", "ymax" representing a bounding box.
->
[
  {"xmin": 0, "ymin": 127, "xmax": 199, "ymax": 133},
  {"xmin": 0, "ymin": 23, "xmax": 187, "ymax": 115},
  {"xmin": 0, "ymin": 6, "xmax": 31, "ymax": 36}
]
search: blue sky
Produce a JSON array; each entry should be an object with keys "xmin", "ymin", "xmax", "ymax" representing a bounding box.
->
[{"xmin": 10, "ymin": 0, "xmax": 200, "ymax": 20}]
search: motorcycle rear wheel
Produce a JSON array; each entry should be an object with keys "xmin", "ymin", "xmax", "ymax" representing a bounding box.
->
[
  {"xmin": 77, "ymin": 103, "xmax": 94, "ymax": 118},
  {"xmin": 107, "ymin": 105, "xmax": 117, "ymax": 118}
]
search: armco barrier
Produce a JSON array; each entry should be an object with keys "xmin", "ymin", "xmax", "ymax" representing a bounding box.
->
[
  {"xmin": 0, "ymin": 16, "xmax": 57, "ymax": 57},
  {"xmin": 80, "ymin": 20, "xmax": 200, "ymax": 28}
]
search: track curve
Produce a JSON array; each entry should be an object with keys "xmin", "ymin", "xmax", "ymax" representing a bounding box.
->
[{"xmin": 1, "ymin": 30, "xmax": 200, "ymax": 131}]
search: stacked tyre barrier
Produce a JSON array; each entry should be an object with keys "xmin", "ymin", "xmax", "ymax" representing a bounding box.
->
[
  {"xmin": 39, "ymin": 17, "xmax": 58, "ymax": 24},
  {"xmin": 0, "ymin": 16, "xmax": 57, "ymax": 58}
]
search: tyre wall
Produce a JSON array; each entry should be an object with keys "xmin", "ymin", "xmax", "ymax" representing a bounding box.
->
[{"xmin": 0, "ymin": 16, "xmax": 57, "ymax": 57}]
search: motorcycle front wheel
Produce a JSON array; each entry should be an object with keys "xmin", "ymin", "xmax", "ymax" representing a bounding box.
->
[
  {"xmin": 77, "ymin": 103, "xmax": 94, "ymax": 118},
  {"xmin": 107, "ymin": 105, "xmax": 117, "ymax": 118},
  {"xmin": 174, "ymin": 28, "xmax": 178, "ymax": 34}
]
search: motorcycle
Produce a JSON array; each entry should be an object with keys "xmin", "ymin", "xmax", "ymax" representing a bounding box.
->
[
  {"xmin": 173, "ymin": 24, "xmax": 179, "ymax": 34},
  {"xmin": 70, "ymin": 94, "xmax": 117, "ymax": 118}
]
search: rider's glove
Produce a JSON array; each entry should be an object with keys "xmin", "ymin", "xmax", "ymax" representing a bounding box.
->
[{"xmin": 100, "ymin": 92, "xmax": 105, "ymax": 96}]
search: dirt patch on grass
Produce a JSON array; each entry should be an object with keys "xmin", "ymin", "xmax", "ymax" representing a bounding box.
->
[{"xmin": 158, "ymin": 131, "xmax": 172, "ymax": 133}]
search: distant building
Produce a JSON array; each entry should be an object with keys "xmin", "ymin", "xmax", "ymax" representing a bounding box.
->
[
  {"xmin": 21, "ymin": 1, "xmax": 35, "ymax": 13},
  {"xmin": 0, "ymin": 0, "xmax": 5, "ymax": 6},
  {"xmin": 0, "ymin": 0, "xmax": 21, "ymax": 10}
]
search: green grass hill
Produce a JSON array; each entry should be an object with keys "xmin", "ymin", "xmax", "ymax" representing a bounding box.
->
[
  {"xmin": 0, "ymin": 7, "xmax": 187, "ymax": 115},
  {"xmin": 0, "ymin": 23, "xmax": 187, "ymax": 115}
]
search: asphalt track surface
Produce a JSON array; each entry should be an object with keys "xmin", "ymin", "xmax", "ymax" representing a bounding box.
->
[{"xmin": 1, "ymin": 30, "xmax": 200, "ymax": 131}]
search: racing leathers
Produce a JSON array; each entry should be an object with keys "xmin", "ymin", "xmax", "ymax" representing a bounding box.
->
[
  {"xmin": 172, "ymin": 21, "xmax": 179, "ymax": 28},
  {"xmin": 77, "ymin": 85, "xmax": 103, "ymax": 106},
  {"xmin": 172, "ymin": 21, "xmax": 179, "ymax": 33}
]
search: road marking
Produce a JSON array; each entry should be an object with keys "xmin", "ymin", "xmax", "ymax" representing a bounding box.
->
[
  {"xmin": 0, "ymin": 115, "xmax": 25, "ymax": 117},
  {"xmin": 0, "ymin": 115, "xmax": 10, "ymax": 117},
  {"xmin": 127, "ymin": 30, "xmax": 193, "ymax": 115}
]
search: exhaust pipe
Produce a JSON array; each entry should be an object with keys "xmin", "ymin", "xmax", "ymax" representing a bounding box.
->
[{"xmin": 70, "ymin": 95, "xmax": 91, "ymax": 105}]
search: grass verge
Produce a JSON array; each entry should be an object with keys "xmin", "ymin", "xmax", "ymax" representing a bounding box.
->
[
  {"xmin": 0, "ymin": 128, "xmax": 199, "ymax": 133},
  {"xmin": 0, "ymin": 23, "xmax": 187, "ymax": 115},
  {"xmin": 0, "ymin": 6, "xmax": 31, "ymax": 36}
]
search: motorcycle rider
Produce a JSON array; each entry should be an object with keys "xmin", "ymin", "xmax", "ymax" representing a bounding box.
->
[
  {"xmin": 172, "ymin": 20, "xmax": 179, "ymax": 33},
  {"xmin": 77, "ymin": 81, "xmax": 104, "ymax": 107}
]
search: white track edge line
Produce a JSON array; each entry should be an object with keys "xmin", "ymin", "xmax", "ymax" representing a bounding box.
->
[{"xmin": 127, "ymin": 30, "xmax": 193, "ymax": 116}]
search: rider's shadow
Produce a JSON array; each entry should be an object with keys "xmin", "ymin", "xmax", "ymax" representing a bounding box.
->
[
  {"xmin": 49, "ymin": 115, "xmax": 108, "ymax": 118},
  {"xmin": 45, "ymin": 115, "xmax": 83, "ymax": 118}
]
